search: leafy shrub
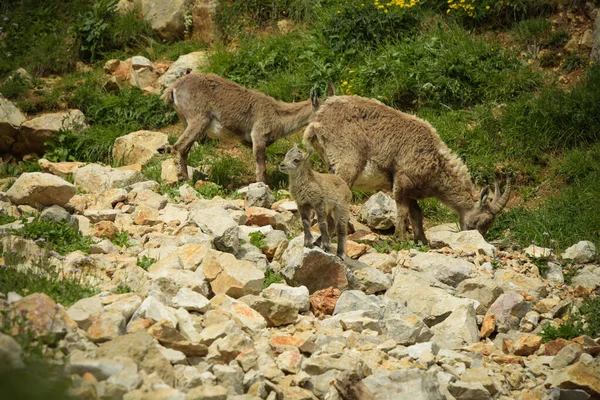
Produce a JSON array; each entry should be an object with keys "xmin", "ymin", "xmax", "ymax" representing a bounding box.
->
[
  {"xmin": 539, "ymin": 51, "xmax": 559, "ymax": 68},
  {"xmin": 320, "ymin": 0, "xmax": 422, "ymax": 54},
  {"xmin": 263, "ymin": 266, "xmax": 283, "ymax": 289},
  {"xmin": 540, "ymin": 317, "xmax": 584, "ymax": 343},
  {"xmin": 112, "ymin": 231, "xmax": 132, "ymax": 248},
  {"xmin": 136, "ymin": 256, "xmax": 156, "ymax": 271},
  {"xmin": 208, "ymin": 155, "xmax": 249, "ymax": 189},
  {"xmin": 514, "ymin": 18, "xmax": 551, "ymax": 44},
  {"xmin": 546, "ymin": 30, "xmax": 569, "ymax": 48},
  {"xmin": 13, "ymin": 216, "xmax": 94, "ymax": 255},
  {"xmin": 444, "ymin": 0, "xmax": 557, "ymax": 24},
  {"xmin": 562, "ymin": 53, "xmax": 585, "ymax": 73},
  {"xmin": 0, "ymin": 72, "xmax": 32, "ymax": 99},
  {"xmin": 71, "ymin": 0, "xmax": 154, "ymax": 62},
  {"xmin": 249, "ymin": 231, "xmax": 267, "ymax": 249},
  {"xmin": 580, "ymin": 295, "xmax": 600, "ymax": 338},
  {"xmin": 196, "ymin": 182, "xmax": 226, "ymax": 198}
]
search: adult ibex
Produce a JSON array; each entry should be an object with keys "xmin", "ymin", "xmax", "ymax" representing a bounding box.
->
[
  {"xmin": 303, "ymin": 96, "xmax": 511, "ymax": 244},
  {"xmin": 162, "ymin": 73, "xmax": 330, "ymax": 183},
  {"xmin": 279, "ymin": 145, "xmax": 352, "ymax": 258}
]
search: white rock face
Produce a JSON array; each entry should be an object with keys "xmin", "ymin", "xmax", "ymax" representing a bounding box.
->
[
  {"xmin": 245, "ymin": 182, "xmax": 275, "ymax": 209},
  {"xmin": 74, "ymin": 164, "xmax": 144, "ymax": 194},
  {"xmin": 360, "ymin": 191, "xmax": 396, "ymax": 230},
  {"xmin": 261, "ymin": 283, "xmax": 310, "ymax": 312},
  {"xmin": 14, "ymin": 110, "xmax": 87, "ymax": 155},
  {"xmin": 562, "ymin": 241, "xmax": 597, "ymax": 264},
  {"xmin": 7, "ymin": 172, "xmax": 76, "ymax": 207},
  {"xmin": 191, "ymin": 205, "xmax": 240, "ymax": 253},
  {"xmin": 410, "ymin": 252, "xmax": 475, "ymax": 287},
  {"xmin": 139, "ymin": 0, "xmax": 194, "ymax": 41},
  {"xmin": 431, "ymin": 303, "xmax": 480, "ymax": 349},
  {"xmin": 362, "ymin": 369, "xmax": 444, "ymax": 400},
  {"xmin": 202, "ymin": 250, "xmax": 264, "ymax": 298},
  {"xmin": 427, "ymin": 223, "xmax": 497, "ymax": 257},
  {"xmin": 113, "ymin": 131, "xmax": 168, "ymax": 166},
  {"xmin": 0, "ymin": 97, "xmax": 26, "ymax": 152}
]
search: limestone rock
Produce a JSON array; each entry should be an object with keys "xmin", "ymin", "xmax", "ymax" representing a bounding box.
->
[
  {"xmin": 245, "ymin": 182, "xmax": 275, "ymax": 209},
  {"xmin": 156, "ymin": 52, "xmax": 208, "ymax": 90},
  {"xmin": 362, "ymin": 369, "xmax": 444, "ymax": 400},
  {"xmin": 38, "ymin": 158, "xmax": 86, "ymax": 178},
  {"xmin": 0, "ymin": 97, "xmax": 26, "ymax": 152},
  {"xmin": 410, "ymin": 251, "xmax": 475, "ymax": 287},
  {"xmin": 485, "ymin": 291, "xmax": 531, "ymax": 333},
  {"xmin": 547, "ymin": 358, "xmax": 600, "ymax": 397},
  {"xmin": 191, "ymin": 205, "xmax": 240, "ymax": 253},
  {"xmin": 240, "ymin": 295, "xmax": 298, "ymax": 327},
  {"xmin": 427, "ymin": 223, "xmax": 497, "ymax": 256},
  {"xmin": 0, "ymin": 333, "xmax": 25, "ymax": 373},
  {"xmin": 139, "ymin": 0, "xmax": 194, "ymax": 41},
  {"xmin": 113, "ymin": 130, "xmax": 168, "ymax": 166},
  {"xmin": 202, "ymin": 251, "xmax": 264, "ymax": 298},
  {"xmin": 431, "ymin": 303, "xmax": 479, "ymax": 349},
  {"xmin": 563, "ymin": 241, "xmax": 597, "ymax": 264},
  {"xmin": 74, "ymin": 164, "xmax": 144, "ymax": 194},
  {"xmin": 7, "ymin": 172, "xmax": 76, "ymax": 207},
  {"xmin": 360, "ymin": 191, "xmax": 396, "ymax": 230},
  {"xmin": 334, "ymin": 290, "xmax": 381, "ymax": 315},
  {"xmin": 511, "ymin": 334, "xmax": 542, "ymax": 356},
  {"xmin": 550, "ymin": 343, "xmax": 583, "ymax": 369},
  {"xmin": 7, "ymin": 293, "xmax": 77, "ymax": 340},
  {"xmin": 261, "ymin": 283, "xmax": 310, "ymax": 312},
  {"xmin": 245, "ymin": 207, "xmax": 277, "ymax": 227},
  {"xmin": 172, "ymin": 288, "xmax": 210, "ymax": 312},
  {"xmin": 447, "ymin": 381, "xmax": 491, "ymax": 400},
  {"xmin": 14, "ymin": 110, "xmax": 87, "ymax": 155},
  {"xmin": 494, "ymin": 269, "xmax": 547, "ymax": 301},
  {"xmin": 383, "ymin": 300, "xmax": 433, "ymax": 345},
  {"xmin": 352, "ymin": 266, "xmax": 392, "ymax": 294},
  {"xmin": 457, "ymin": 276, "xmax": 504, "ymax": 314}
]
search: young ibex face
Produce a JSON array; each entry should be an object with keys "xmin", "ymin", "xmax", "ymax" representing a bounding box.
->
[
  {"xmin": 279, "ymin": 145, "xmax": 311, "ymax": 174},
  {"xmin": 462, "ymin": 179, "xmax": 511, "ymax": 234}
]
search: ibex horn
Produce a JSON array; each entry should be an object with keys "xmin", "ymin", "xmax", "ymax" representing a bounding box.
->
[{"xmin": 490, "ymin": 177, "xmax": 511, "ymax": 214}]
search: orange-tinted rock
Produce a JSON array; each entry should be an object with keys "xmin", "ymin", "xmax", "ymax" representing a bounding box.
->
[
  {"xmin": 480, "ymin": 314, "xmax": 496, "ymax": 338},
  {"xmin": 310, "ymin": 286, "xmax": 341, "ymax": 318},
  {"xmin": 38, "ymin": 158, "xmax": 85, "ymax": 178},
  {"xmin": 127, "ymin": 317, "xmax": 154, "ymax": 334},
  {"xmin": 8, "ymin": 293, "xmax": 77, "ymax": 340},
  {"xmin": 512, "ymin": 334, "xmax": 542, "ymax": 356},
  {"xmin": 95, "ymin": 220, "xmax": 118, "ymax": 240},
  {"xmin": 544, "ymin": 338, "xmax": 572, "ymax": 356},
  {"xmin": 491, "ymin": 355, "xmax": 525, "ymax": 365},
  {"xmin": 245, "ymin": 207, "xmax": 277, "ymax": 227},
  {"xmin": 346, "ymin": 240, "xmax": 368, "ymax": 259},
  {"xmin": 549, "ymin": 359, "xmax": 600, "ymax": 396}
]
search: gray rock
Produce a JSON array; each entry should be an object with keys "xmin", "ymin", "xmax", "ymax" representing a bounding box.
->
[
  {"xmin": 410, "ymin": 252, "xmax": 475, "ymax": 287},
  {"xmin": 239, "ymin": 295, "xmax": 298, "ymax": 327},
  {"xmin": 261, "ymin": 283, "xmax": 310, "ymax": 312},
  {"xmin": 525, "ymin": 245, "xmax": 553, "ymax": 258},
  {"xmin": 550, "ymin": 343, "xmax": 583, "ymax": 369},
  {"xmin": 547, "ymin": 388, "xmax": 591, "ymax": 400},
  {"xmin": 591, "ymin": 13, "xmax": 600, "ymax": 62},
  {"xmin": 90, "ymin": 239, "xmax": 119, "ymax": 254},
  {"xmin": 138, "ymin": 0, "xmax": 193, "ymax": 41},
  {"xmin": 156, "ymin": 52, "xmax": 208, "ymax": 90},
  {"xmin": 245, "ymin": 182, "xmax": 275, "ymax": 209},
  {"xmin": 213, "ymin": 364, "xmax": 244, "ymax": 395},
  {"xmin": 326, "ymin": 310, "xmax": 381, "ymax": 333},
  {"xmin": 14, "ymin": 110, "xmax": 87, "ymax": 155},
  {"xmin": 7, "ymin": 172, "xmax": 76, "ymax": 207},
  {"xmin": 281, "ymin": 237, "xmax": 349, "ymax": 293},
  {"xmin": 494, "ymin": 269, "xmax": 547, "ymax": 301},
  {"xmin": 41, "ymin": 204, "xmax": 78, "ymax": 227},
  {"xmin": 447, "ymin": 381, "xmax": 491, "ymax": 400},
  {"xmin": 546, "ymin": 262, "xmax": 565, "ymax": 285},
  {"xmin": 382, "ymin": 300, "xmax": 433, "ymax": 345},
  {"xmin": 385, "ymin": 269, "xmax": 477, "ymax": 326},
  {"xmin": 360, "ymin": 191, "xmax": 396, "ymax": 230},
  {"xmin": 129, "ymin": 188, "xmax": 168, "ymax": 210},
  {"xmin": 128, "ymin": 296, "xmax": 178, "ymax": 328},
  {"xmin": 113, "ymin": 130, "xmax": 168, "ymax": 166},
  {"xmin": 563, "ymin": 241, "xmax": 597, "ymax": 264},
  {"xmin": 172, "ymin": 287, "xmax": 210, "ymax": 312},
  {"xmin": 74, "ymin": 164, "xmax": 144, "ymax": 194},
  {"xmin": 0, "ymin": 333, "xmax": 25, "ymax": 373},
  {"xmin": 202, "ymin": 251, "xmax": 264, "ymax": 298},
  {"xmin": 0, "ymin": 97, "xmax": 26, "ymax": 152},
  {"xmin": 571, "ymin": 266, "xmax": 600, "ymax": 289},
  {"xmin": 431, "ymin": 303, "xmax": 479, "ymax": 349},
  {"xmin": 427, "ymin": 223, "xmax": 497, "ymax": 257},
  {"xmin": 191, "ymin": 205, "xmax": 240, "ymax": 253},
  {"xmin": 334, "ymin": 290, "xmax": 381, "ymax": 315},
  {"xmin": 362, "ymin": 369, "xmax": 444, "ymax": 400},
  {"xmin": 352, "ymin": 266, "xmax": 392, "ymax": 294},
  {"xmin": 484, "ymin": 291, "xmax": 531, "ymax": 333},
  {"xmin": 456, "ymin": 276, "xmax": 504, "ymax": 314}
]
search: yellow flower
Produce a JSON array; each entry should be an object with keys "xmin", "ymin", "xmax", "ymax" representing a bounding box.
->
[
  {"xmin": 486, "ymin": 5, "xmax": 490, "ymax": 9},
  {"xmin": 349, "ymin": 69, "xmax": 355, "ymax": 73},
  {"xmin": 446, "ymin": 9, "xmax": 451, "ymax": 13},
  {"xmin": 336, "ymin": 10, "xmax": 341, "ymax": 13},
  {"xmin": 384, "ymin": 8, "xmax": 388, "ymax": 13},
  {"xmin": 342, "ymin": 81, "xmax": 348, "ymax": 86}
]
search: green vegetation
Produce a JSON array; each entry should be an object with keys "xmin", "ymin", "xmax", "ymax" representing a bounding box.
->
[
  {"xmin": 12, "ymin": 216, "xmax": 94, "ymax": 255},
  {"xmin": 540, "ymin": 317, "xmax": 584, "ymax": 343},
  {"xmin": 249, "ymin": 231, "xmax": 268, "ymax": 249},
  {"xmin": 540, "ymin": 295, "xmax": 600, "ymax": 342},
  {"xmin": 263, "ymin": 266, "xmax": 283, "ymax": 289},
  {"xmin": 112, "ymin": 231, "xmax": 132, "ymax": 248},
  {"xmin": 137, "ymin": 255, "xmax": 156, "ymax": 271}
]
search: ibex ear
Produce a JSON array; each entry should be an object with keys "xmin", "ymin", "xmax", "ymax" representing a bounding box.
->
[
  {"xmin": 478, "ymin": 186, "xmax": 490, "ymax": 208},
  {"xmin": 327, "ymin": 81, "xmax": 336, "ymax": 96},
  {"xmin": 310, "ymin": 86, "xmax": 320, "ymax": 108}
]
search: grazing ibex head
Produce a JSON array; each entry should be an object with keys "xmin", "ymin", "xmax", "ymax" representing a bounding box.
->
[
  {"xmin": 279, "ymin": 144, "xmax": 312, "ymax": 174},
  {"xmin": 461, "ymin": 177, "xmax": 511, "ymax": 235}
]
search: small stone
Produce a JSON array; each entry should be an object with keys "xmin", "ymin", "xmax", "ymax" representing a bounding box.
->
[
  {"xmin": 550, "ymin": 343, "xmax": 583, "ymax": 369},
  {"xmin": 245, "ymin": 182, "xmax": 275, "ymax": 208},
  {"xmin": 480, "ymin": 314, "xmax": 495, "ymax": 338},
  {"xmin": 511, "ymin": 334, "xmax": 542, "ymax": 356},
  {"xmin": 310, "ymin": 287, "xmax": 341, "ymax": 317},
  {"xmin": 261, "ymin": 283, "xmax": 310, "ymax": 312},
  {"xmin": 360, "ymin": 192, "xmax": 396, "ymax": 230}
]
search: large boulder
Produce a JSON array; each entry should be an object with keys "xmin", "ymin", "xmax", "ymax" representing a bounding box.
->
[
  {"xmin": 362, "ymin": 369, "xmax": 444, "ymax": 400},
  {"xmin": 7, "ymin": 172, "xmax": 76, "ymax": 207},
  {"xmin": 129, "ymin": 56, "xmax": 160, "ymax": 90},
  {"xmin": 0, "ymin": 97, "xmax": 26, "ymax": 152},
  {"xmin": 13, "ymin": 110, "xmax": 87, "ymax": 155},
  {"xmin": 426, "ymin": 223, "xmax": 497, "ymax": 256},
  {"xmin": 113, "ymin": 130, "xmax": 168, "ymax": 166},
  {"xmin": 155, "ymin": 51, "xmax": 208, "ymax": 90},
  {"xmin": 431, "ymin": 303, "xmax": 480, "ymax": 349},
  {"xmin": 360, "ymin": 192, "xmax": 396, "ymax": 230},
  {"xmin": 456, "ymin": 276, "xmax": 504, "ymax": 314},
  {"xmin": 281, "ymin": 237, "xmax": 350, "ymax": 293},
  {"xmin": 409, "ymin": 252, "xmax": 475, "ymax": 287},
  {"xmin": 202, "ymin": 250, "xmax": 264, "ymax": 298},
  {"xmin": 139, "ymin": 0, "xmax": 194, "ymax": 41},
  {"xmin": 562, "ymin": 241, "xmax": 597, "ymax": 264},
  {"xmin": 74, "ymin": 164, "xmax": 144, "ymax": 194}
]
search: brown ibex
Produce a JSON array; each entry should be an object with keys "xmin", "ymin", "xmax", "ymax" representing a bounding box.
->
[
  {"xmin": 162, "ymin": 73, "xmax": 330, "ymax": 183},
  {"xmin": 279, "ymin": 145, "xmax": 352, "ymax": 258},
  {"xmin": 303, "ymin": 96, "xmax": 511, "ymax": 244}
]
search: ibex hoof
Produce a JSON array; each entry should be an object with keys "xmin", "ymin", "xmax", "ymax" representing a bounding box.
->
[{"xmin": 304, "ymin": 241, "xmax": 314, "ymax": 249}]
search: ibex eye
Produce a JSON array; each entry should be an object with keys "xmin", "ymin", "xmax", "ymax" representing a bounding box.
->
[{"xmin": 294, "ymin": 159, "xmax": 301, "ymax": 164}]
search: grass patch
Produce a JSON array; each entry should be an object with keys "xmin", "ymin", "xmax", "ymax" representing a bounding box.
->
[
  {"xmin": 540, "ymin": 317, "xmax": 584, "ymax": 343},
  {"xmin": 112, "ymin": 231, "xmax": 132, "ymax": 248},
  {"xmin": 136, "ymin": 256, "xmax": 156, "ymax": 271},
  {"xmin": 249, "ymin": 231, "xmax": 267, "ymax": 249},
  {"xmin": 262, "ymin": 266, "xmax": 283, "ymax": 289},
  {"xmin": 12, "ymin": 216, "xmax": 94, "ymax": 255}
]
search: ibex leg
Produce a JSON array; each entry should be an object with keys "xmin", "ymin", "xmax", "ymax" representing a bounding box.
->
[
  {"xmin": 173, "ymin": 117, "xmax": 210, "ymax": 182},
  {"xmin": 408, "ymin": 199, "xmax": 428, "ymax": 244}
]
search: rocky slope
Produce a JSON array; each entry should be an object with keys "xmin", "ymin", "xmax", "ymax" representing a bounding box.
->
[{"xmin": 0, "ymin": 152, "xmax": 599, "ymax": 400}]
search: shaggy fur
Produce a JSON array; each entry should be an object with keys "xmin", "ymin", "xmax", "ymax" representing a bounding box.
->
[
  {"xmin": 162, "ymin": 73, "xmax": 324, "ymax": 183},
  {"xmin": 303, "ymin": 96, "xmax": 510, "ymax": 243},
  {"xmin": 280, "ymin": 145, "xmax": 352, "ymax": 258}
]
